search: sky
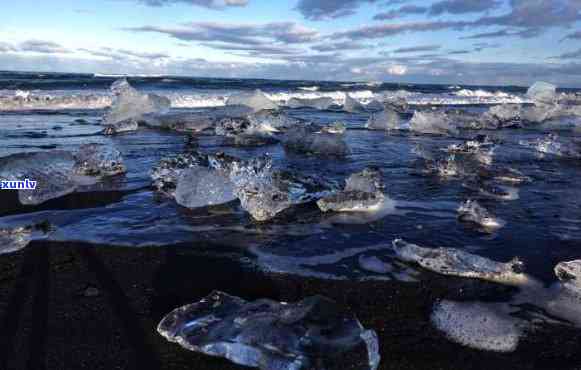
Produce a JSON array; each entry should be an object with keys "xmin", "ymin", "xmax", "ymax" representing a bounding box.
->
[{"xmin": 1, "ymin": 0, "xmax": 581, "ymax": 86}]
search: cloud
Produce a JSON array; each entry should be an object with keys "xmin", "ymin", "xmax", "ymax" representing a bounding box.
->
[
  {"xmin": 429, "ymin": 0, "xmax": 501, "ymax": 15},
  {"xmin": 474, "ymin": 0, "xmax": 581, "ymax": 29},
  {"xmin": 562, "ymin": 30, "xmax": 581, "ymax": 41},
  {"xmin": 461, "ymin": 28, "xmax": 540, "ymax": 39},
  {"xmin": 133, "ymin": 0, "xmax": 248, "ymax": 8},
  {"xmin": 332, "ymin": 21, "xmax": 469, "ymax": 40},
  {"xmin": 373, "ymin": 5, "xmax": 427, "ymax": 20},
  {"xmin": 392, "ymin": 44, "xmax": 441, "ymax": 53},
  {"xmin": 295, "ymin": 0, "xmax": 378, "ymax": 20},
  {"xmin": 78, "ymin": 47, "xmax": 170, "ymax": 60},
  {"xmin": 447, "ymin": 49, "xmax": 471, "ymax": 55},
  {"xmin": 0, "ymin": 40, "xmax": 71, "ymax": 54},
  {"xmin": 124, "ymin": 21, "xmax": 319, "ymax": 45},
  {"xmin": 310, "ymin": 41, "xmax": 372, "ymax": 52},
  {"xmin": 554, "ymin": 48, "xmax": 581, "ymax": 59}
]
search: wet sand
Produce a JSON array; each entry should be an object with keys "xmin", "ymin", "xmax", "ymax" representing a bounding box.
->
[{"xmin": 1, "ymin": 239, "xmax": 581, "ymax": 370}]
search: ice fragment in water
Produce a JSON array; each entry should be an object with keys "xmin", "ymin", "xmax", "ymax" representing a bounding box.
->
[
  {"xmin": 103, "ymin": 119, "xmax": 138, "ymax": 135},
  {"xmin": 157, "ymin": 291, "xmax": 380, "ymax": 370},
  {"xmin": 139, "ymin": 112, "xmax": 215, "ymax": 132},
  {"xmin": 226, "ymin": 89, "xmax": 278, "ymax": 112},
  {"xmin": 343, "ymin": 93, "xmax": 365, "ymax": 113},
  {"xmin": 283, "ymin": 126, "xmax": 349, "ymax": 157},
  {"xmin": 229, "ymin": 155, "xmax": 292, "ymax": 221},
  {"xmin": 287, "ymin": 97, "xmax": 334, "ymax": 110},
  {"xmin": 358, "ymin": 255, "xmax": 393, "ymax": 274},
  {"xmin": 527, "ymin": 81, "xmax": 557, "ymax": 105},
  {"xmin": 317, "ymin": 167, "xmax": 387, "ymax": 212},
  {"xmin": 73, "ymin": 144, "xmax": 126, "ymax": 177},
  {"xmin": 0, "ymin": 151, "xmax": 77, "ymax": 205},
  {"xmin": 520, "ymin": 134, "xmax": 581, "ymax": 159},
  {"xmin": 150, "ymin": 152, "xmax": 210, "ymax": 196},
  {"xmin": 431, "ymin": 300, "xmax": 522, "ymax": 352},
  {"xmin": 174, "ymin": 167, "xmax": 236, "ymax": 209},
  {"xmin": 366, "ymin": 107, "xmax": 406, "ymax": 131},
  {"xmin": 457, "ymin": 200, "xmax": 504, "ymax": 230},
  {"xmin": 483, "ymin": 104, "xmax": 522, "ymax": 128},
  {"xmin": 391, "ymin": 239, "xmax": 526, "ymax": 285},
  {"xmin": 103, "ymin": 79, "xmax": 170, "ymax": 128},
  {"xmin": 409, "ymin": 111, "xmax": 458, "ymax": 135},
  {"xmin": 320, "ymin": 121, "xmax": 346, "ymax": 134},
  {"xmin": 0, "ymin": 226, "xmax": 33, "ymax": 255},
  {"xmin": 554, "ymin": 260, "xmax": 581, "ymax": 297}
]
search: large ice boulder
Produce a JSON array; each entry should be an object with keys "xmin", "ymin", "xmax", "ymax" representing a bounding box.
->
[{"xmin": 226, "ymin": 89, "xmax": 278, "ymax": 112}]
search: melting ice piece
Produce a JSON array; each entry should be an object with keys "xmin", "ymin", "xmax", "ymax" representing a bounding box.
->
[
  {"xmin": 174, "ymin": 167, "xmax": 236, "ymax": 209},
  {"xmin": 158, "ymin": 291, "xmax": 380, "ymax": 370},
  {"xmin": 366, "ymin": 107, "xmax": 406, "ymax": 131},
  {"xmin": 457, "ymin": 200, "xmax": 504, "ymax": 230},
  {"xmin": 229, "ymin": 155, "xmax": 292, "ymax": 221},
  {"xmin": 287, "ymin": 97, "xmax": 334, "ymax": 110},
  {"xmin": 139, "ymin": 112, "xmax": 215, "ymax": 132},
  {"xmin": 431, "ymin": 300, "xmax": 522, "ymax": 352},
  {"xmin": 103, "ymin": 79, "xmax": 170, "ymax": 128},
  {"xmin": 215, "ymin": 117, "xmax": 251, "ymax": 136},
  {"xmin": 73, "ymin": 144, "xmax": 126, "ymax": 178},
  {"xmin": 359, "ymin": 255, "xmax": 393, "ymax": 274},
  {"xmin": 0, "ymin": 226, "xmax": 33, "ymax": 255},
  {"xmin": 364, "ymin": 99, "xmax": 385, "ymax": 112},
  {"xmin": 284, "ymin": 126, "xmax": 350, "ymax": 157},
  {"xmin": 409, "ymin": 111, "xmax": 458, "ymax": 135},
  {"xmin": 103, "ymin": 119, "xmax": 138, "ymax": 135},
  {"xmin": 520, "ymin": 134, "xmax": 581, "ymax": 159},
  {"xmin": 527, "ymin": 81, "xmax": 557, "ymax": 105},
  {"xmin": 343, "ymin": 93, "xmax": 366, "ymax": 113},
  {"xmin": 482, "ymin": 104, "xmax": 523, "ymax": 128},
  {"xmin": 554, "ymin": 260, "xmax": 581, "ymax": 297},
  {"xmin": 392, "ymin": 239, "xmax": 527, "ymax": 285},
  {"xmin": 320, "ymin": 121, "xmax": 346, "ymax": 134},
  {"xmin": 150, "ymin": 152, "xmax": 210, "ymax": 196},
  {"xmin": 317, "ymin": 168, "xmax": 386, "ymax": 212},
  {"xmin": 226, "ymin": 89, "xmax": 278, "ymax": 112},
  {"xmin": 0, "ymin": 150, "xmax": 77, "ymax": 205}
]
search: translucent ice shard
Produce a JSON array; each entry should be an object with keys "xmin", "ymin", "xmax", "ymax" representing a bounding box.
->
[
  {"xmin": 320, "ymin": 121, "xmax": 346, "ymax": 134},
  {"xmin": 150, "ymin": 152, "xmax": 210, "ymax": 197},
  {"xmin": 0, "ymin": 150, "xmax": 77, "ymax": 205},
  {"xmin": 409, "ymin": 111, "xmax": 458, "ymax": 135},
  {"xmin": 229, "ymin": 155, "xmax": 291, "ymax": 221},
  {"xmin": 554, "ymin": 260, "xmax": 581, "ymax": 297},
  {"xmin": 0, "ymin": 226, "xmax": 33, "ymax": 255},
  {"xmin": 157, "ymin": 291, "xmax": 380, "ymax": 370},
  {"xmin": 457, "ymin": 200, "xmax": 504, "ymax": 230},
  {"xmin": 520, "ymin": 134, "xmax": 581, "ymax": 159},
  {"xmin": 287, "ymin": 97, "xmax": 334, "ymax": 110},
  {"xmin": 174, "ymin": 167, "xmax": 236, "ymax": 209},
  {"xmin": 366, "ymin": 107, "xmax": 407, "ymax": 131},
  {"xmin": 483, "ymin": 104, "xmax": 522, "ymax": 128},
  {"xmin": 392, "ymin": 239, "xmax": 527, "ymax": 285},
  {"xmin": 248, "ymin": 111, "xmax": 299, "ymax": 133},
  {"xmin": 431, "ymin": 300, "xmax": 522, "ymax": 352},
  {"xmin": 527, "ymin": 81, "xmax": 557, "ymax": 105},
  {"xmin": 343, "ymin": 93, "xmax": 365, "ymax": 113},
  {"xmin": 103, "ymin": 79, "xmax": 170, "ymax": 129},
  {"xmin": 103, "ymin": 119, "xmax": 138, "ymax": 135},
  {"xmin": 226, "ymin": 89, "xmax": 278, "ymax": 112},
  {"xmin": 283, "ymin": 126, "xmax": 350, "ymax": 157},
  {"xmin": 317, "ymin": 168, "xmax": 387, "ymax": 212},
  {"xmin": 139, "ymin": 112, "xmax": 215, "ymax": 132},
  {"xmin": 73, "ymin": 144, "xmax": 126, "ymax": 178}
]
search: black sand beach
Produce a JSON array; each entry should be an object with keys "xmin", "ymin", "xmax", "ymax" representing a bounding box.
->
[{"xmin": 1, "ymin": 239, "xmax": 581, "ymax": 370}]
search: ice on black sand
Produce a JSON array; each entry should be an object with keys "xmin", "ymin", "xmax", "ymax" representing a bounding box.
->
[{"xmin": 157, "ymin": 291, "xmax": 380, "ymax": 370}]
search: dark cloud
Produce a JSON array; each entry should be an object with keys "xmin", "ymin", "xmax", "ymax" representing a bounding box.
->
[
  {"xmin": 474, "ymin": 0, "xmax": 581, "ymax": 29},
  {"xmin": 134, "ymin": 0, "xmax": 248, "ymax": 8},
  {"xmin": 462, "ymin": 28, "xmax": 540, "ymax": 39},
  {"xmin": 447, "ymin": 49, "xmax": 471, "ymax": 55},
  {"xmin": 332, "ymin": 21, "xmax": 469, "ymax": 40},
  {"xmin": 295, "ymin": 0, "xmax": 378, "ymax": 20},
  {"xmin": 392, "ymin": 45, "xmax": 441, "ymax": 53},
  {"xmin": 429, "ymin": 0, "xmax": 501, "ymax": 15},
  {"xmin": 373, "ymin": 5, "xmax": 427, "ymax": 20}
]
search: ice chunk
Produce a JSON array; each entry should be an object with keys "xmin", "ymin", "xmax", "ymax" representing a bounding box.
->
[
  {"xmin": 158, "ymin": 291, "xmax": 380, "ymax": 370},
  {"xmin": 150, "ymin": 152, "xmax": 210, "ymax": 196},
  {"xmin": 229, "ymin": 155, "xmax": 292, "ymax": 221},
  {"xmin": 409, "ymin": 111, "xmax": 458, "ymax": 135},
  {"xmin": 527, "ymin": 81, "xmax": 557, "ymax": 105},
  {"xmin": 392, "ymin": 239, "xmax": 527, "ymax": 285},
  {"xmin": 73, "ymin": 144, "xmax": 126, "ymax": 177},
  {"xmin": 364, "ymin": 99, "xmax": 385, "ymax": 112},
  {"xmin": 0, "ymin": 150, "xmax": 77, "ymax": 205},
  {"xmin": 554, "ymin": 260, "xmax": 581, "ymax": 297},
  {"xmin": 248, "ymin": 111, "xmax": 299, "ymax": 133},
  {"xmin": 483, "ymin": 104, "xmax": 523, "ymax": 128},
  {"xmin": 457, "ymin": 200, "xmax": 504, "ymax": 230},
  {"xmin": 520, "ymin": 134, "xmax": 581, "ymax": 159},
  {"xmin": 287, "ymin": 97, "xmax": 334, "ymax": 110},
  {"xmin": 174, "ymin": 167, "xmax": 236, "ymax": 209},
  {"xmin": 343, "ymin": 93, "xmax": 366, "ymax": 113},
  {"xmin": 358, "ymin": 255, "xmax": 394, "ymax": 274},
  {"xmin": 215, "ymin": 117, "xmax": 251, "ymax": 136},
  {"xmin": 226, "ymin": 89, "xmax": 278, "ymax": 112},
  {"xmin": 139, "ymin": 112, "xmax": 215, "ymax": 132},
  {"xmin": 317, "ymin": 168, "xmax": 386, "ymax": 212},
  {"xmin": 103, "ymin": 79, "xmax": 170, "ymax": 127},
  {"xmin": 320, "ymin": 121, "xmax": 346, "ymax": 134},
  {"xmin": 103, "ymin": 119, "xmax": 138, "ymax": 135},
  {"xmin": 431, "ymin": 301, "xmax": 522, "ymax": 352},
  {"xmin": 283, "ymin": 127, "xmax": 350, "ymax": 157},
  {"xmin": 0, "ymin": 226, "xmax": 33, "ymax": 255},
  {"xmin": 366, "ymin": 107, "xmax": 406, "ymax": 131}
]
